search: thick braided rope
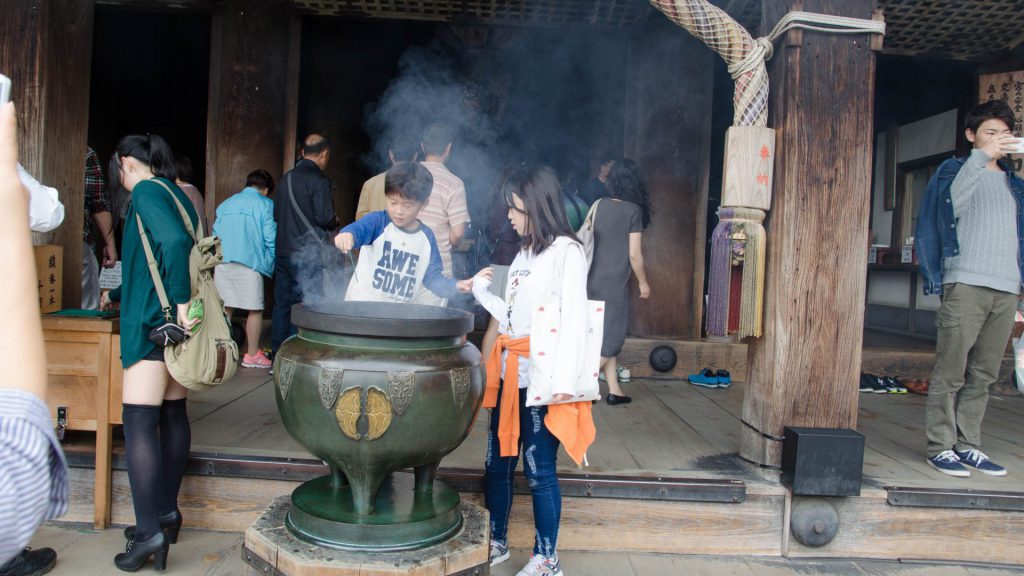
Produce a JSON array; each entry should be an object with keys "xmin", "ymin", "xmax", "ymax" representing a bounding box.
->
[
  {"xmin": 648, "ymin": 2, "xmax": 886, "ymax": 128},
  {"xmin": 649, "ymin": 0, "xmax": 768, "ymax": 126}
]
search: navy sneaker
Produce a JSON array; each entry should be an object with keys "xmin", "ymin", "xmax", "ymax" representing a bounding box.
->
[
  {"xmin": 715, "ymin": 369, "xmax": 732, "ymax": 388},
  {"xmin": 882, "ymin": 376, "xmax": 907, "ymax": 394},
  {"xmin": 859, "ymin": 373, "xmax": 874, "ymax": 393},
  {"xmin": 688, "ymin": 368, "xmax": 720, "ymax": 388},
  {"xmin": 955, "ymin": 448, "xmax": 1007, "ymax": 477},
  {"xmin": 927, "ymin": 450, "xmax": 970, "ymax": 477},
  {"xmin": 867, "ymin": 374, "xmax": 888, "ymax": 394}
]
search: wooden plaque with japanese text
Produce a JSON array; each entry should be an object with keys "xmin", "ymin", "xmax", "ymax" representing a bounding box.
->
[
  {"xmin": 721, "ymin": 126, "xmax": 775, "ymax": 210},
  {"xmin": 980, "ymin": 70, "xmax": 1024, "ymax": 172}
]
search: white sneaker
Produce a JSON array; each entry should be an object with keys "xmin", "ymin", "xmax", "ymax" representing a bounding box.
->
[
  {"xmin": 489, "ymin": 540, "xmax": 510, "ymax": 566},
  {"xmin": 515, "ymin": 553, "xmax": 563, "ymax": 576},
  {"xmin": 598, "ymin": 365, "xmax": 631, "ymax": 383}
]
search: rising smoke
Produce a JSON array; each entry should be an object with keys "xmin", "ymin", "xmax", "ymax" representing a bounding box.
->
[
  {"xmin": 293, "ymin": 23, "xmax": 628, "ymax": 311},
  {"xmin": 361, "ymin": 27, "xmax": 628, "ymax": 229},
  {"xmin": 291, "ymin": 239, "xmax": 353, "ymax": 312}
]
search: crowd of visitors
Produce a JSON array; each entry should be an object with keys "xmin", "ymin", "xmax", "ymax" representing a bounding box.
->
[
  {"xmin": 8, "ymin": 104, "xmax": 657, "ymax": 575},
  {"xmin": 10, "ymin": 89, "xmax": 1024, "ymax": 576}
]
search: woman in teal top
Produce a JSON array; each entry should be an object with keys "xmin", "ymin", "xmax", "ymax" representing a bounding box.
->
[{"xmin": 100, "ymin": 134, "xmax": 197, "ymax": 572}]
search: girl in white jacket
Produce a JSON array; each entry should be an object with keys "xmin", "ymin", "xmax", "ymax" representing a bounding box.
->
[{"xmin": 472, "ymin": 165, "xmax": 594, "ymax": 576}]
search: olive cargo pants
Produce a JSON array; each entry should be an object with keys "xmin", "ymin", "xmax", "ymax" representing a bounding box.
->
[{"xmin": 926, "ymin": 283, "xmax": 1017, "ymax": 457}]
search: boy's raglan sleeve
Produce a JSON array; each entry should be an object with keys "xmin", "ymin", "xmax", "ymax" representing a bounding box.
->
[
  {"xmin": 421, "ymin": 227, "xmax": 458, "ymax": 298},
  {"xmin": 341, "ymin": 211, "xmax": 389, "ymax": 248}
]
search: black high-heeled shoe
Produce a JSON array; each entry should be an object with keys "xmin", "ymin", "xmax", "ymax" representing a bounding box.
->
[
  {"xmin": 115, "ymin": 531, "xmax": 168, "ymax": 572},
  {"xmin": 123, "ymin": 510, "xmax": 182, "ymax": 544}
]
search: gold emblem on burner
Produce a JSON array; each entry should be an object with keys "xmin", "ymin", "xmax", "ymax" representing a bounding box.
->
[
  {"xmin": 333, "ymin": 386, "xmax": 393, "ymax": 441},
  {"xmin": 365, "ymin": 387, "xmax": 393, "ymax": 440},
  {"xmin": 335, "ymin": 387, "xmax": 362, "ymax": 440}
]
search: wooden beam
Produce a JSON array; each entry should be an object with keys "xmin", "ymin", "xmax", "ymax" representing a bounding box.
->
[
  {"xmin": 740, "ymin": 0, "xmax": 878, "ymax": 472},
  {"xmin": 281, "ymin": 15, "xmax": 301, "ymax": 175},
  {"xmin": 204, "ymin": 11, "xmax": 224, "ymax": 229},
  {"xmin": 206, "ymin": 0, "xmax": 294, "ymax": 212},
  {"xmin": 1, "ymin": 0, "xmax": 95, "ymax": 309},
  {"xmin": 624, "ymin": 17, "xmax": 713, "ymax": 339}
]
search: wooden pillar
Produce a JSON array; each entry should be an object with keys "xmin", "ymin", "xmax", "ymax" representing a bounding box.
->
[
  {"xmin": 206, "ymin": 0, "xmax": 299, "ymax": 215},
  {"xmin": 624, "ymin": 17, "xmax": 713, "ymax": 339},
  {"xmin": 1, "ymin": 0, "xmax": 94, "ymax": 308},
  {"xmin": 740, "ymin": 0, "xmax": 877, "ymax": 471}
]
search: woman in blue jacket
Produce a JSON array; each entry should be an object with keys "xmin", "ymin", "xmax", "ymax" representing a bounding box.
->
[{"xmin": 213, "ymin": 170, "xmax": 277, "ymax": 368}]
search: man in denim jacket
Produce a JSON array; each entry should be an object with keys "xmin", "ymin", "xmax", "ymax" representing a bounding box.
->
[{"xmin": 914, "ymin": 100, "xmax": 1024, "ymax": 478}]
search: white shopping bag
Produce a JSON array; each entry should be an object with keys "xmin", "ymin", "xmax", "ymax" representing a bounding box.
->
[{"xmin": 1013, "ymin": 311, "xmax": 1024, "ymax": 394}]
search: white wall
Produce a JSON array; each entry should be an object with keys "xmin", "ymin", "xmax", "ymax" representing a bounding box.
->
[
  {"xmin": 897, "ymin": 109, "xmax": 958, "ymax": 164},
  {"xmin": 867, "ymin": 109, "xmax": 956, "ymax": 313}
]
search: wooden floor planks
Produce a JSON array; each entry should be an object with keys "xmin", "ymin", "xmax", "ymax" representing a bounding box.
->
[{"xmin": 179, "ymin": 362, "xmax": 1024, "ymax": 489}]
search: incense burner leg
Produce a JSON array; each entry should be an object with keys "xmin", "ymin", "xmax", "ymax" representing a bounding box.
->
[
  {"xmin": 414, "ymin": 461, "xmax": 440, "ymax": 493},
  {"xmin": 329, "ymin": 464, "xmax": 348, "ymax": 489},
  {"xmin": 351, "ymin": 470, "xmax": 387, "ymax": 516}
]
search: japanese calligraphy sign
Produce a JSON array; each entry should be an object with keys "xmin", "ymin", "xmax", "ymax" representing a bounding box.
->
[
  {"xmin": 33, "ymin": 245, "xmax": 63, "ymax": 313},
  {"xmin": 721, "ymin": 126, "xmax": 775, "ymax": 210},
  {"xmin": 980, "ymin": 70, "xmax": 1024, "ymax": 129}
]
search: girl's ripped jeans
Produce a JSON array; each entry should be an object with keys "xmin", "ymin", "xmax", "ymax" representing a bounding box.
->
[{"xmin": 484, "ymin": 385, "xmax": 561, "ymax": 557}]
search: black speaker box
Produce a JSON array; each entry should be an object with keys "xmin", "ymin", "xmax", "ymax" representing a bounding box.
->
[{"xmin": 781, "ymin": 427, "xmax": 864, "ymax": 496}]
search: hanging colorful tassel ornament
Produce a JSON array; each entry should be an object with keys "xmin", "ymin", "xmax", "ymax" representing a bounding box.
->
[
  {"xmin": 706, "ymin": 126, "xmax": 774, "ymax": 339},
  {"xmin": 707, "ymin": 207, "xmax": 766, "ymax": 338}
]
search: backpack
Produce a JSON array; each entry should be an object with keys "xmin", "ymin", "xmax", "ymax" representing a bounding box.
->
[
  {"xmin": 563, "ymin": 192, "xmax": 589, "ymax": 232},
  {"xmin": 137, "ymin": 180, "xmax": 239, "ymax": 391}
]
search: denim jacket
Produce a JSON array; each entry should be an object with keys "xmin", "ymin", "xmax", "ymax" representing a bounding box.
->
[{"xmin": 914, "ymin": 155, "xmax": 1024, "ymax": 295}]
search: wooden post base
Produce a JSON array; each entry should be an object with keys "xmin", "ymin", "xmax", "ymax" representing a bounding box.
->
[{"xmin": 243, "ymin": 496, "xmax": 490, "ymax": 575}]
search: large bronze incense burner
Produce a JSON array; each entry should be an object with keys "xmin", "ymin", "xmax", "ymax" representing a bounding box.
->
[{"xmin": 273, "ymin": 302, "xmax": 484, "ymax": 551}]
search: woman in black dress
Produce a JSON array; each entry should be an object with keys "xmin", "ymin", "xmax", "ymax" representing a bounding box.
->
[{"xmin": 586, "ymin": 159, "xmax": 652, "ymax": 405}]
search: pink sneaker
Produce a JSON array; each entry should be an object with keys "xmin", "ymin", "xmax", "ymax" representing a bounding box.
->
[{"xmin": 242, "ymin": 351, "xmax": 272, "ymax": 369}]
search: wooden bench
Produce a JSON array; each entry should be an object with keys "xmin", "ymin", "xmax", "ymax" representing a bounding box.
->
[{"xmin": 41, "ymin": 315, "xmax": 122, "ymax": 528}]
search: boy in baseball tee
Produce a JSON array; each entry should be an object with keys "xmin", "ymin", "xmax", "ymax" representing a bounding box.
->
[{"xmin": 335, "ymin": 162, "xmax": 475, "ymax": 304}]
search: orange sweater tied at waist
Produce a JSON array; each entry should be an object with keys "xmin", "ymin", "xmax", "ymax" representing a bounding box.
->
[{"xmin": 483, "ymin": 334, "xmax": 595, "ymax": 466}]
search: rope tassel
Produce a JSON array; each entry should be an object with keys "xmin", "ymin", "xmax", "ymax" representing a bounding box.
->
[
  {"xmin": 707, "ymin": 217, "xmax": 733, "ymax": 336},
  {"xmin": 738, "ymin": 212, "xmax": 766, "ymax": 338},
  {"xmin": 706, "ymin": 207, "xmax": 765, "ymax": 338}
]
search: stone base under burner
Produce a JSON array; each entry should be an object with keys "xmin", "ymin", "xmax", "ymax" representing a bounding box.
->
[{"xmin": 242, "ymin": 495, "xmax": 490, "ymax": 575}]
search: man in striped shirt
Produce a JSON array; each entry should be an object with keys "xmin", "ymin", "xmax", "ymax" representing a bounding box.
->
[
  {"xmin": 0, "ymin": 101, "xmax": 69, "ymax": 576},
  {"xmin": 419, "ymin": 123, "xmax": 471, "ymax": 288}
]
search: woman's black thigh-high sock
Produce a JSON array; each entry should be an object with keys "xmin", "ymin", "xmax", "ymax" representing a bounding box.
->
[
  {"xmin": 158, "ymin": 398, "xmax": 191, "ymax": 515},
  {"xmin": 122, "ymin": 403, "xmax": 163, "ymax": 541}
]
